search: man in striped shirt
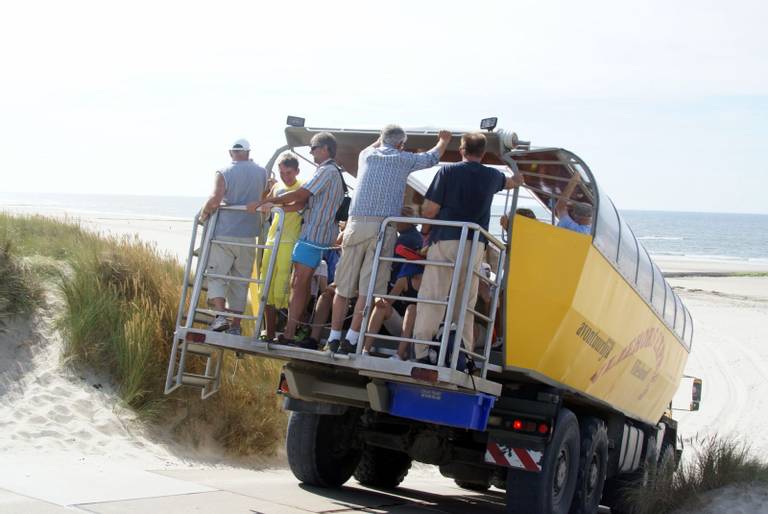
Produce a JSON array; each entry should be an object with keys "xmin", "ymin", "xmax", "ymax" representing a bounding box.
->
[{"xmin": 247, "ymin": 132, "xmax": 344, "ymax": 347}]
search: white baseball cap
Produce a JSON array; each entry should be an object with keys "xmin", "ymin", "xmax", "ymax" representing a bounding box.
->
[{"xmin": 231, "ymin": 138, "xmax": 251, "ymax": 151}]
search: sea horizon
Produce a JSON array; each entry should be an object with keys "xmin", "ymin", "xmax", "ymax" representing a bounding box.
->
[{"xmin": 1, "ymin": 191, "xmax": 767, "ymax": 263}]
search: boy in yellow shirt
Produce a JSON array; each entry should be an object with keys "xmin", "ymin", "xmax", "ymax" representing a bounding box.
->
[{"xmin": 253, "ymin": 153, "xmax": 305, "ymax": 340}]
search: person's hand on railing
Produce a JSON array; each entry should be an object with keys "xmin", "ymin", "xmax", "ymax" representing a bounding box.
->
[
  {"xmin": 246, "ymin": 200, "xmax": 264, "ymax": 213},
  {"xmin": 500, "ymin": 214, "xmax": 509, "ymax": 231}
]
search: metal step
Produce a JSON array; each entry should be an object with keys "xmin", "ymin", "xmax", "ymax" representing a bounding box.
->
[
  {"xmin": 181, "ymin": 372, "xmax": 216, "ymax": 388},
  {"xmin": 185, "ymin": 342, "xmax": 215, "ymax": 357}
]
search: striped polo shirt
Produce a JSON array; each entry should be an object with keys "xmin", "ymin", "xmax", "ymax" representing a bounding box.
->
[{"xmin": 300, "ymin": 159, "xmax": 344, "ymax": 246}]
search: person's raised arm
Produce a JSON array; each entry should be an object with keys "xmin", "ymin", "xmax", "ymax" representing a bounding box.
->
[
  {"xmin": 427, "ymin": 130, "xmax": 452, "ymax": 159},
  {"xmin": 246, "ymin": 187, "xmax": 311, "ymax": 213},
  {"xmin": 503, "ymin": 162, "xmax": 524, "ymax": 190},
  {"xmin": 555, "ymin": 173, "xmax": 581, "ymax": 218},
  {"xmin": 421, "ymin": 199, "xmax": 440, "ymax": 219},
  {"xmin": 201, "ymin": 172, "xmax": 226, "ymax": 220}
]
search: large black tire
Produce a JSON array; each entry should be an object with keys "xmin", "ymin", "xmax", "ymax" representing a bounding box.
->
[
  {"xmin": 601, "ymin": 434, "xmax": 658, "ymax": 514},
  {"xmin": 354, "ymin": 445, "xmax": 412, "ymax": 489},
  {"xmin": 455, "ymin": 479, "xmax": 490, "ymax": 491},
  {"xmin": 569, "ymin": 417, "xmax": 609, "ymax": 514},
  {"xmin": 657, "ymin": 440, "xmax": 676, "ymax": 474},
  {"xmin": 506, "ymin": 408, "xmax": 580, "ymax": 514},
  {"xmin": 286, "ymin": 411, "xmax": 362, "ymax": 487}
]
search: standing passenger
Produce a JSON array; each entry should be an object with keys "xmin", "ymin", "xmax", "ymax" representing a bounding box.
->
[
  {"xmin": 412, "ymin": 132, "xmax": 521, "ymax": 362},
  {"xmin": 247, "ymin": 132, "xmax": 343, "ymax": 347},
  {"xmin": 202, "ymin": 139, "xmax": 267, "ymax": 335},
  {"xmin": 326, "ymin": 125, "xmax": 452, "ymax": 354},
  {"xmin": 555, "ymin": 173, "xmax": 593, "ymax": 234},
  {"xmin": 255, "ymin": 152, "xmax": 305, "ymax": 341}
]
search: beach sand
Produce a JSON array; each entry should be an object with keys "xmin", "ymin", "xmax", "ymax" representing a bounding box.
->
[{"xmin": 1, "ymin": 208, "xmax": 767, "ymax": 512}]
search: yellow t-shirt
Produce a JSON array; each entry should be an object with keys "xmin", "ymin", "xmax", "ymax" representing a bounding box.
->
[{"xmin": 266, "ymin": 179, "xmax": 304, "ymax": 244}]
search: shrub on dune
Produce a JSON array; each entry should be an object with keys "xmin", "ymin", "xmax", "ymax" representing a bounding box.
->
[
  {"xmin": 2, "ymin": 213, "xmax": 287, "ymax": 457},
  {"xmin": 623, "ymin": 434, "xmax": 768, "ymax": 514}
]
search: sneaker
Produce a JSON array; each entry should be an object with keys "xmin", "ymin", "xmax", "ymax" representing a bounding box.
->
[
  {"xmin": 275, "ymin": 334, "xmax": 296, "ymax": 346},
  {"xmin": 389, "ymin": 354, "xmax": 403, "ymax": 361},
  {"xmin": 336, "ymin": 339, "xmax": 356, "ymax": 355},
  {"xmin": 324, "ymin": 339, "xmax": 340, "ymax": 353},
  {"xmin": 297, "ymin": 337, "xmax": 320, "ymax": 350},
  {"xmin": 210, "ymin": 315, "xmax": 229, "ymax": 332},
  {"xmin": 226, "ymin": 326, "xmax": 241, "ymax": 336}
]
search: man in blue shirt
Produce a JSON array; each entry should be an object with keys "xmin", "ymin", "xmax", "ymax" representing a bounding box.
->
[
  {"xmin": 412, "ymin": 132, "xmax": 522, "ymax": 361},
  {"xmin": 326, "ymin": 125, "xmax": 451, "ymax": 354},
  {"xmin": 201, "ymin": 139, "xmax": 267, "ymax": 335},
  {"xmin": 555, "ymin": 173, "xmax": 592, "ymax": 235}
]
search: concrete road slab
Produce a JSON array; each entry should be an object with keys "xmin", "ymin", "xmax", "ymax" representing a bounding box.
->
[
  {"xmin": 152, "ymin": 468, "xmax": 507, "ymax": 513},
  {"xmin": 76, "ymin": 490, "xmax": 304, "ymax": 514},
  {"xmin": 0, "ymin": 455, "xmax": 213, "ymax": 506},
  {"xmin": 0, "ymin": 488, "xmax": 74, "ymax": 514}
]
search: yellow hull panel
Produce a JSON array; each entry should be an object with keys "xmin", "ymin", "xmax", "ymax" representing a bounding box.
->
[{"xmin": 505, "ymin": 216, "xmax": 689, "ymax": 425}]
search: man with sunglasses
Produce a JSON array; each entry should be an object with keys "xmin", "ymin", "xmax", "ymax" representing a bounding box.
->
[{"xmin": 247, "ymin": 132, "xmax": 343, "ymax": 347}]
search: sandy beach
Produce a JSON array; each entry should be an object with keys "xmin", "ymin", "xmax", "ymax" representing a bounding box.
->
[{"xmin": 1, "ymin": 207, "xmax": 767, "ymax": 512}]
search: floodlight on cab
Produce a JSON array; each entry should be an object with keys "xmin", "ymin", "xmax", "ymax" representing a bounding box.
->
[
  {"xmin": 286, "ymin": 116, "xmax": 305, "ymax": 127},
  {"xmin": 480, "ymin": 117, "xmax": 498, "ymax": 132}
]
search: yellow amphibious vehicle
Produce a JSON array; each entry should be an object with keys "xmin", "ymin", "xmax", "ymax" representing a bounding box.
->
[{"xmin": 165, "ymin": 118, "xmax": 697, "ymax": 514}]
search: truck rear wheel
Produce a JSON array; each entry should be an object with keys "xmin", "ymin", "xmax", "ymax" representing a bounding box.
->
[
  {"xmin": 354, "ymin": 445, "xmax": 412, "ymax": 488},
  {"xmin": 569, "ymin": 417, "xmax": 608, "ymax": 514},
  {"xmin": 286, "ymin": 411, "xmax": 361, "ymax": 487},
  {"xmin": 506, "ymin": 408, "xmax": 580, "ymax": 514}
]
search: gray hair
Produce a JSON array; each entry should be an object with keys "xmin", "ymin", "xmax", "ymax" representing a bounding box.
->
[
  {"xmin": 310, "ymin": 132, "xmax": 337, "ymax": 158},
  {"xmin": 381, "ymin": 124, "xmax": 407, "ymax": 147},
  {"xmin": 571, "ymin": 202, "xmax": 593, "ymax": 218}
]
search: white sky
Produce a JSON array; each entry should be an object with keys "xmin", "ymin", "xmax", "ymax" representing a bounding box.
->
[{"xmin": 1, "ymin": 0, "xmax": 766, "ymax": 214}]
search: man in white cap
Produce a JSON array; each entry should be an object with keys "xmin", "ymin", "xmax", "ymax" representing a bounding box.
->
[{"xmin": 201, "ymin": 139, "xmax": 268, "ymax": 335}]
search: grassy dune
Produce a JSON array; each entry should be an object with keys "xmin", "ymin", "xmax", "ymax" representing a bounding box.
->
[
  {"xmin": 0, "ymin": 213, "xmax": 286, "ymax": 456},
  {"xmin": 624, "ymin": 435, "xmax": 768, "ymax": 514}
]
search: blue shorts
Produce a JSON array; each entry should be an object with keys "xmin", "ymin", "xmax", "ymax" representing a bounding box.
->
[{"xmin": 292, "ymin": 239, "xmax": 324, "ymax": 269}]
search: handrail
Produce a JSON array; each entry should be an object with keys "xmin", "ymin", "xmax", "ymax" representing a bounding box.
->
[{"xmin": 358, "ymin": 215, "xmax": 506, "ymax": 380}]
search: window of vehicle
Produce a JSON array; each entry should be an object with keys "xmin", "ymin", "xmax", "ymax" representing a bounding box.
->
[
  {"xmin": 636, "ymin": 245, "xmax": 653, "ymax": 300},
  {"xmin": 593, "ymin": 190, "xmax": 620, "ymax": 264},
  {"xmin": 617, "ymin": 217, "xmax": 639, "ymax": 285},
  {"xmin": 651, "ymin": 264, "xmax": 665, "ymax": 314},
  {"xmin": 664, "ymin": 283, "xmax": 676, "ymax": 326},
  {"xmin": 674, "ymin": 295, "xmax": 684, "ymax": 337}
]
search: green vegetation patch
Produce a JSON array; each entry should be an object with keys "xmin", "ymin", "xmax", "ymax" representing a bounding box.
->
[
  {"xmin": 1, "ymin": 213, "xmax": 286, "ymax": 457},
  {"xmin": 0, "ymin": 236, "xmax": 43, "ymax": 328},
  {"xmin": 624, "ymin": 435, "xmax": 768, "ymax": 514}
]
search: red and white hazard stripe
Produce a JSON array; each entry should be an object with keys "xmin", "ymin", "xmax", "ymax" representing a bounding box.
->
[{"xmin": 485, "ymin": 441, "xmax": 543, "ymax": 472}]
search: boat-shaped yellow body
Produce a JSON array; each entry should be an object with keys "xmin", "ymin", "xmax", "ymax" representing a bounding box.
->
[{"xmin": 505, "ymin": 215, "xmax": 689, "ymax": 425}]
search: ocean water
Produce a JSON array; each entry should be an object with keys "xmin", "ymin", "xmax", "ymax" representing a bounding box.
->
[{"xmin": 1, "ymin": 192, "xmax": 766, "ymax": 262}]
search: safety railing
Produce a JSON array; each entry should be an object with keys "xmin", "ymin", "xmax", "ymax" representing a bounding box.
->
[
  {"xmin": 164, "ymin": 205, "xmax": 284, "ymax": 397},
  {"xmin": 357, "ymin": 217, "xmax": 506, "ymax": 380}
]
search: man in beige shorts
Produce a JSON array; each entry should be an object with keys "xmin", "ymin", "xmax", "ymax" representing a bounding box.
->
[
  {"xmin": 413, "ymin": 132, "xmax": 522, "ymax": 362},
  {"xmin": 325, "ymin": 125, "xmax": 451, "ymax": 354}
]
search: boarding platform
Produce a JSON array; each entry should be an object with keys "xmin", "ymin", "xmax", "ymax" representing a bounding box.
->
[{"xmin": 165, "ymin": 206, "xmax": 506, "ymax": 402}]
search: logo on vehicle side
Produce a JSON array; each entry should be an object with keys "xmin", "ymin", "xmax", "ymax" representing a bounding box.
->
[{"xmin": 589, "ymin": 327, "xmax": 666, "ymax": 400}]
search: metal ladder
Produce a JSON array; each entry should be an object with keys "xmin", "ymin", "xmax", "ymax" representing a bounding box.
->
[
  {"xmin": 356, "ymin": 217, "xmax": 506, "ymax": 379},
  {"xmin": 164, "ymin": 205, "xmax": 284, "ymax": 398}
]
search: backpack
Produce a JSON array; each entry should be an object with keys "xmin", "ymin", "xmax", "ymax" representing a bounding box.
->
[{"xmin": 332, "ymin": 164, "xmax": 351, "ymax": 222}]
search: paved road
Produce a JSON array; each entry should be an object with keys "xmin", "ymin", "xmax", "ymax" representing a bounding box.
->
[{"xmin": 1, "ymin": 465, "xmax": 615, "ymax": 513}]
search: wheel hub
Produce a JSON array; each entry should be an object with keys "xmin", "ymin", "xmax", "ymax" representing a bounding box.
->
[
  {"xmin": 587, "ymin": 455, "xmax": 599, "ymax": 494},
  {"xmin": 554, "ymin": 449, "xmax": 568, "ymax": 495}
]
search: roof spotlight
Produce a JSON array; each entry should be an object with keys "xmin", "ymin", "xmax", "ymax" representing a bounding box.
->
[
  {"xmin": 286, "ymin": 116, "xmax": 305, "ymax": 127},
  {"xmin": 480, "ymin": 117, "xmax": 498, "ymax": 132}
]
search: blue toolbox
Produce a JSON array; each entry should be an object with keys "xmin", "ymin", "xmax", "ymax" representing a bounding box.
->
[{"xmin": 386, "ymin": 382, "xmax": 496, "ymax": 431}]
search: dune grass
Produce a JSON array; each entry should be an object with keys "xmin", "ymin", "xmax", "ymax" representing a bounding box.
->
[
  {"xmin": 623, "ymin": 435, "xmax": 768, "ymax": 514},
  {"xmin": 0, "ymin": 235, "xmax": 43, "ymax": 330},
  {"xmin": 0, "ymin": 213, "xmax": 286, "ymax": 456}
]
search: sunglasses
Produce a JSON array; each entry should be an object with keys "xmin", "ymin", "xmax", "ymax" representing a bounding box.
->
[{"xmin": 310, "ymin": 145, "xmax": 322, "ymax": 152}]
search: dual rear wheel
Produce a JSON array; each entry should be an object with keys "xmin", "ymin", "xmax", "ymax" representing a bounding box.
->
[{"xmin": 506, "ymin": 410, "xmax": 608, "ymax": 514}]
